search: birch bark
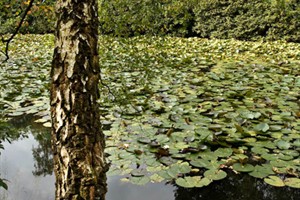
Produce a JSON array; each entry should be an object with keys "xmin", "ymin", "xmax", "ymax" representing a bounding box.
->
[{"xmin": 50, "ymin": 0, "xmax": 107, "ymax": 199}]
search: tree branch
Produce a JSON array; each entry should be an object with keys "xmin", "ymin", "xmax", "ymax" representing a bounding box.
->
[{"xmin": 1, "ymin": 0, "xmax": 35, "ymax": 62}]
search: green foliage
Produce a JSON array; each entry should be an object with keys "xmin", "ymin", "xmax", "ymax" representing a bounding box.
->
[
  {"xmin": 193, "ymin": 0, "xmax": 300, "ymax": 42},
  {"xmin": 0, "ymin": 0, "xmax": 55, "ymax": 34},
  {"xmin": 1, "ymin": 0, "xmax": 299, "ymax": 41},
  {"xmin": 99, "ymin": 0, "xmax": 300, "ymax": 41},
  {"xmin": 98, "ymin": 0, "xmax": 196, "ymax": 37}
]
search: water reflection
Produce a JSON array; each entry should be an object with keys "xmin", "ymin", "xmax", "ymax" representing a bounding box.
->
[
  {"xmin": 0, "ymin": 116, "xmax": 299, "ymax": 200},
  {"xmin": 174, "ymin": 172, "xmax": 300, "ymax": 200},
  {"xmin": 32, "ymin": 132, "xmax": 53, "ymax": 176},
  {"xmin": 0, "ymin": 134, "xmax": 55, "ymax": 200},
  {"xmin": 0, "ymin": 132, "xmax": 173, "ymax": 200}
]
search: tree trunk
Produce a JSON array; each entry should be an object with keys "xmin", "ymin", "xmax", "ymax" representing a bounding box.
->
[{"xmin": 50, "ymin": 0, "xmax": 107, "ymax": 199}]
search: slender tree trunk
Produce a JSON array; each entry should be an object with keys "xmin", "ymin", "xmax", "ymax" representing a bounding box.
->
[{"xmin": 50, "ymin": 0, "xmax": 107, "ymax": 199}]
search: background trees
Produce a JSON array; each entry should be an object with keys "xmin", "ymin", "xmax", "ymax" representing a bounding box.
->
[{"xmin": 1, "ymin": 0, "xmax": 299, "ymax": 42}]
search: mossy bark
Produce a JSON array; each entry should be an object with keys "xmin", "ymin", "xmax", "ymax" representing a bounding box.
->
[{"xmin": 50, "ymin": 0, "xmax": 107, "ymax": 199}]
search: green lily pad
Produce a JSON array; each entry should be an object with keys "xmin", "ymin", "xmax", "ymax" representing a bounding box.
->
[
  {"xmin": 214, "ymin": 148, "xmax": 233, "ymax": 158},
  {"xmin": 175, "ymin": 176, "xmax": 210, "ymax": 188},
  {"xmin": 264, "ymin": 176, "xmax": 285, "ymax": 187},
  {"xmin": 232, "ymin": 163, "xmax": 254, "ymax": 172},
  {"xmin": 254, "ymin": 123, "xmax": 269, "ymax": 132},
  {"xmin": 131, "ymin": 168, "xmax": 147, "ymax": 177},
  {"xmin": 249, "ymin": 164, "xmax": 274, "ymax": 179},
  {"xmin": 284, "ymin": 178, "xmax": 300, "ymax": 188},
  {"xmin": 277, "ymin": 140, "xmax": 291, "ymax": 150},
  {"xmin": 159, "ymin": 157, "xmax": 176, "ymax": 166},
  {"xmin": 261, "ymin": 153, "xmax": 278, "ymax": 161},
  {"xmin": 251, "ymin": 147, "xmax": 269, "ymax": 155},
  {"xmin": 175, "ymin": 177, "xmax": 196, "ymax": 188},
  {"xmin": 204, "ymin": 169, "xmax": 227, "ymax": 181},
  {"xmin": 129, "ymin": 176, "xmax": 150, "ymax": 185}
]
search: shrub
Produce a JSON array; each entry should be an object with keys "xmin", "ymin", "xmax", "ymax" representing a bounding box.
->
[
  {"xmin": 192, "ymin": 0, "xmax": 300, "ymax": 42},
  {"xmin": 98, "ymin": 0, "xmax": 196, "ymax": 37},
  {"xmin": 0, "ymin": 0, "xmax": 55, "ymax": 34}
]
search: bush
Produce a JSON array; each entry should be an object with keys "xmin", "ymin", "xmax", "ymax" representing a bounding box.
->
[
  {"xmin": 98, "ymin": 0, "xmax": 196, "ymax": 37},
  {"xmin": 0, "ymin": 0, "xmax": 55, "ymax": 34},
  {"xmin": 1, "ymin": 0, "xmax": 299, "ymax": 42},
  {"xmin": 98, "ymin": 0, "xmax": 300, "ymax": 42},
  {"xmin": 192, "ymin": 0, "xmax": 300, "ymax": 42}
]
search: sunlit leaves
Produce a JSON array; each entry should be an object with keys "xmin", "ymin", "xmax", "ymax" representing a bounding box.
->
[{"xmin": 264, "ymin": 176, "xmax": 285, "ymax": 187}]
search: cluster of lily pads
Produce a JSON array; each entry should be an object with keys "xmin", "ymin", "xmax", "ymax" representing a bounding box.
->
[
  {"xmin": 1, "ymin": 35, "xmax": 300, "ymax": 188},
  {"xmin": 0, "ymin": 35, "xmax": 52, "ymax": 127},
  {"xmin": 100, "ymin": 36, "xmax": 300, "ymax": 188}
]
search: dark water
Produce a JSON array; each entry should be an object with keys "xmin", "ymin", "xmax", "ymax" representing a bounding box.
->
[
  {"xmin": 0, "ymin": 135, "xmax": 174, "ymax": 200},
  {"xmin": 0, "ymin": 117, "xmax": 299, "ymax": 200}
]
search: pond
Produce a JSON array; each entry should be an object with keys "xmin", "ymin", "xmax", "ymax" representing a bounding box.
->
[{"xmin": 0, "ymin": 116, "xmax": 299, "ymax": 200}]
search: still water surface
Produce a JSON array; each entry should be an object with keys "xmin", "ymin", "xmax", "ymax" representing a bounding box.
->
[{"xmin": 0, "ymin": 134, "xmax": 174, "ymax": 200}]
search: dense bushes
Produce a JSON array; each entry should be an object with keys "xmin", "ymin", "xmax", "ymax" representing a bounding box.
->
[
  {"xmin": 0, "ymin": 0, "xmax": 55, "ymax": 34},
  {"xmin": 98, "ymin": 0, "xmax": 196, "ymax": 37},
  {"xmin": 193, "ymin": 0, "xmax": 300, "ymax": 42},
  {"xmin": 97, "ymin": 0, "xmax": 197, "ymax": 37},
  {"xmin": 0, "ymin": 0, "xmax": 299, "ymax": 42},
  {"xmin": 99, "ymin": 0, "xmax": 300, "ymax": 42}
]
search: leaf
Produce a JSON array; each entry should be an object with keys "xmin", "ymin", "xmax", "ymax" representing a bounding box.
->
[
  {"xmin": 232, "ymin": 163, "xmax": 254, "ymax": 172},
  {"xmin": 175, "ymin": 177, "xmax": 195, "ymax": 188},
  {"xmin": 284, "ymin": 178, "xmax": 300, "ymax": 188},
  {"xmin": 129, "ymin": 176, "xmax": 150, "ymax": 185},
  {"xmin": 175, "ymin": 176, "xmax": 209, "ymax": 188},
  {"xmin": 249, "ymin": 164, "xmax": 274, "ymax": 179},
  {"xmin": 277, "ymin": 140, "xmax": 291, "ymax": 150},
  {"xmin": 264, "ymin": 176, "xmax": 285, "ymax": 187},
  {"xmin": 159, "ymin": 157, "xmax": 176, "ymax": 166},
  {"xmin": 214, "ymin": 148, "xmax": 233, "ymax": 158},
  {"xmin": 131, "ymin": 168, "xmax": 147, "ymax": 177},
  {"xmin": 204, "ymin": 169, "xmax": 227, "ymax": 181},
  {"xmin": 190, "ymin": 159, "xmax": 212, "ymax": 169},
  {"xmin": 254, "ymin": 123, "xmax": 269, "ymax": 132},
  {"xmin": 150, "ymin": 174, "xmax": 164, "ymax": 183}
]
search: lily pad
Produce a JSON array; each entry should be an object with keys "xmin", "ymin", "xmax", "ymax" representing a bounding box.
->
[
  {"xmin": 204, "ymin": 169, "xmax": 227, "ymax": 181},
  {"xmin": 277, "ymin": 140, "xmax": 291, "ymax": 150},
  {"xmin": 232, "ymin": 163, "xmax": 254, "ymax": 172},
  {"xmin": 129, "ymin": 176, "xmax": 150, "ymax": 185},
  {"xmin": 254, "ymin": 123, "xmax": 269, "ymax": 132},
  {"xmin": 284, "ymin": 178, "xmax": 300, "ymax": 188},
  {"xmin": 264, "ymin": 176, "xmax": 285, "ymax": 187}
]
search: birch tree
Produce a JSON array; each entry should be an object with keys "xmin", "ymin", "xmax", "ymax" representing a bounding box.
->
[{"xmin": 50, "ymin": 0, "xmax": 107, "ymax": 199}]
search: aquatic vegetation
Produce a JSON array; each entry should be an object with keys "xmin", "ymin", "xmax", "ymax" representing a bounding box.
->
[{"xmin": 1, "ymin": 35, "xmax": 300, "ymax": 188}]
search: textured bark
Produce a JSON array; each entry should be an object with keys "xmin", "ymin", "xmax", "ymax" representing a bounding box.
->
[{"xmin": 50, "ymin": 0, "xmax": 107, "ymax": 199}]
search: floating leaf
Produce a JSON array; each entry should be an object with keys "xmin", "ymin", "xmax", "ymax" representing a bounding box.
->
[
  {"xmin": 150, "ymin": 174, "xmax": 164, "ymax": 183},
  {"xmin": 232, "ymin": 163, "xmax": 254, "ymax": 172},
  {"xmin": 204, "ymin": 169, "xmax": 227, "ymax": 181},
  {"xmin": 131, "ymin": 168, "xmax": 147, "ymax": 177},
  {"xmin": 175, "ymin": 177, "xmax": 195, "ymax": 188},
  {"xmin": 249, "ymin": 164, "xmax": 274, "ymax": 178},
  {"xmin": 277, "ymin": 140, "xmax": 291, "ymax": 150},
  {"xmin": 254, "ymin": 123, "xmax": 269, "ymax": 132},
  {"xmin": 284, "ymin": 178, "xmax": 300, "ymax": 188},
  {"xmin": 129, "ymin": 176, "xmax": 150, "ymax": 185},
  {"xmin": 264, "ymin": 176, "xmax": 285, "ymax": 187},
  {"xmin": 214, "ymin": 148, "xmax": 233, "ymax": 158},
  {"xmin": 175, "ymin": 176, "xmax": 210, "ymax": 188},
  {"xmin": 159, "ymin": 157, "xmax": 176, "ymax": 166}
]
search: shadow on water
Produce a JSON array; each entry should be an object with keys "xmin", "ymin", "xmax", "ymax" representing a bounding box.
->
[{"xmin": 0, "ymin": 115, "xmax": 299, "ymax": 200}]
